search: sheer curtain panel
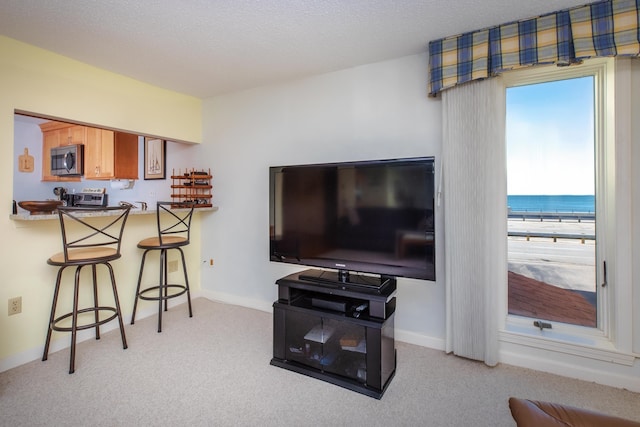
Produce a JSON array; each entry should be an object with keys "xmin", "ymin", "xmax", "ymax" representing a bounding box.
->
[{"xmin": 442, "ymin": 77, "xmax": 506, "ymax": 366}]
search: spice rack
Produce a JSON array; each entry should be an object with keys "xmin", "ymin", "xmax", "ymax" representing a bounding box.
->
[{"xmin": 170, "ymin": 168, "xmax": 213, "ymax": 208}]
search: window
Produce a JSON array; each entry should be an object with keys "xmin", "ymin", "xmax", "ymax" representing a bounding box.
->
[
  {"xmin": 500, "ymin": 59, "xmax": 624, "ymax": 352},
  {"xmin": 506, "ymin": 76, "xmax": 597, "ymax": 329}
]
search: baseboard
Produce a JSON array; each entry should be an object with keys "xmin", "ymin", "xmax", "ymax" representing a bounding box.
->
[
  {"xmin": 199, "ymin": 289, "xmax": 273, "ymax": 313},
  {"xmin": 499, "ymin": 349, "xmax": 640, "ymax": 393},
  {"xmin": 200, "ymin": 290, "xmax": 446, "ymax": 351},
  {"xmin": 395, "ymin": 329, "xmax": 446, "ymax": 351}
]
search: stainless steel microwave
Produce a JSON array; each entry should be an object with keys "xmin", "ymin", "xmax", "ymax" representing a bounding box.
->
[{"xmin": 51, "ymin": 144, "xmax": 84, "ymax": 176}]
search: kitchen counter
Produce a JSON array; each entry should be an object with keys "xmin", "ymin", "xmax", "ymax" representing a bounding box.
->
[{"xmin": 10, "ymin": 205, "xmax": 218, "ymax": 221}]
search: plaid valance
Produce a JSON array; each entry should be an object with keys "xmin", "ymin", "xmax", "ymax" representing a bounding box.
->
[{"xmin": 428, "ymin": 0, "xmax": 639, "ymax": 96}]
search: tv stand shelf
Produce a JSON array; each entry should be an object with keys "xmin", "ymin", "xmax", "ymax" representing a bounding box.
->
[{"xmin": 270, "ymin": 269, "xmax": 397, "ymax": 399}]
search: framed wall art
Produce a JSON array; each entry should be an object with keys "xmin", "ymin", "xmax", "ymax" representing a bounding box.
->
[{"xmin": 144, "ymin": 138, "xmax": 166, "ymax": 180}]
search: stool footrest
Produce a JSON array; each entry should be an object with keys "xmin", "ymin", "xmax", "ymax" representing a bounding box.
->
[
  {"xmin": 51, "ymin": 307, "xmax": 119, "ymax": 332},
  {"xmin": 137, "ymin": 284, "xmax": 188, "ymax": 302}
]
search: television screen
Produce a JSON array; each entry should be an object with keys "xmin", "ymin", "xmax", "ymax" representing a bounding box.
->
[{"xmin": 269, "ymin": 157, "xmax": 435, "ymax": 284}]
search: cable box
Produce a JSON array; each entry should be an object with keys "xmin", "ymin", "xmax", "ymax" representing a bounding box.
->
[{"xmin": 311, "ymin": 298, "xmax": 346, "ymax": 313}]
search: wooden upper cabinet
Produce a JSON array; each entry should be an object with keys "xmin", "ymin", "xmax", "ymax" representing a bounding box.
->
[
  {"xmin": 40, "ymin": 121, "xmax": 139, "ymax": 182},
  {"xmin": 40, "ymin": 121, "xmax": 86, "ymax": 145},
  {"xmin": 65, "ymin": 125, "xmax": 86, "ymax": 146},
  {"xmin": 41, "ymin": 128, "xmax": 60, "ymax": 181},
  {"xmin": 84, "ymin": 128, "xmax": 138, "ymax": 180}
]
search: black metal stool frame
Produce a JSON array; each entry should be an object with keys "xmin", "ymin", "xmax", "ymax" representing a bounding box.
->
[
  {"xmin": 131, "ymin": 202, "xmax": 195, "ymax": 332},
  {"xmin": 43, "ymin": 205, "xmax": 131, "ymax": 374}
]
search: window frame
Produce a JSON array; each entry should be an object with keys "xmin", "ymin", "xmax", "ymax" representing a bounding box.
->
[{"xmin": 499, "ymin": 58, "xmax": 635, "ymax": 363}]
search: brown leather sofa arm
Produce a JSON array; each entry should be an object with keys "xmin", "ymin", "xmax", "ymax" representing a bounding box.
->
[{"xmin": 509, "ymin": 397, "xmax": 640, "ymax": 427}]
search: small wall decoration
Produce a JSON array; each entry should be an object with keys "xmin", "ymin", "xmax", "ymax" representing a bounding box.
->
[
  {"xmin": 18, "ymin": 148, "xmax": 34, "ymax": 173},
  {"xmin": 144, "ymin": 138, "xmax": 166, "ymax": 180}
]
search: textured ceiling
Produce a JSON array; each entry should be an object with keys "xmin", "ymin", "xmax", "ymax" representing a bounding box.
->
[{"xmin": 0, "ymin": 0, "xmax": 593, "ymax": 98}]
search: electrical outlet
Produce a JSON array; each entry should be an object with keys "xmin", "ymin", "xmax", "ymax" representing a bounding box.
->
[
  {"xmin": 8, "ymin": 296, "xmax": 22, "ymax": 316},
  {"xmin": 168, "ymin": 260, "xmax": 179, "ymax": 273}
]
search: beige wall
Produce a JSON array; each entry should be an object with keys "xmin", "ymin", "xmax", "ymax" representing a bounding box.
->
[
  {"xmin": 0, "ymin": 36, "xmax": 203, "ymax": 368},
  {"xmin": 1, "ymin": 36, "xmax": 202, "ymax": 142}
]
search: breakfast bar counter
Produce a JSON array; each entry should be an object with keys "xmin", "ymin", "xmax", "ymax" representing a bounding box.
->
[{"xmin": 10, "ymin": 206, "xmax": 218, "ymax": 221}]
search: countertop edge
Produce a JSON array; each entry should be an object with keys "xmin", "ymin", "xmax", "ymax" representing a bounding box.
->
[{"xmin": 10, "ymin": 206, "xmax": 219, "ymax": 221}]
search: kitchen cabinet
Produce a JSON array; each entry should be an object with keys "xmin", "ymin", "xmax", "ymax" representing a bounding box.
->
[
  {"xmin": 65, "ymin": 125, "xmax": 86, "ymax": 146},
  {"xmin": 83, "ymin": 128, "xmax": 138, "ymax": 180},
  {"xmin": 41, "ymin": 129, "xmax": 59, "ymax": 181},
  {"xmin": 40, "ymin": 121, "xmax": 86, "ymax": 146},
  {"xmin": 40, "ymin": 121, "xmax": 138, "ymax": 181},
  {"xmin": 39, "ymin": 121, "xmax": 86, "ymax": 182}
]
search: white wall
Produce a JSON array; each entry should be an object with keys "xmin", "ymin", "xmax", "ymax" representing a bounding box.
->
[{"xmin": 198, "ymin": 53, "xmax": 447, "ymax": 347}]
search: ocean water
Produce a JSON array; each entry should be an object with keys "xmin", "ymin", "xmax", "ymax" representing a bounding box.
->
[{"xmin": 507, "ymin": 195, "xmax": 595, "ymax": 213}]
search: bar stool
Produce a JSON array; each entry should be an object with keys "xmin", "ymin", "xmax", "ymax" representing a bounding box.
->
[
  {"xmin": 43, "ymin": 205, "xmax": 131, "ymax": 374},
  {"xmin": 131, "ymin": 202, "xmax": 195, "ymax": 332}
]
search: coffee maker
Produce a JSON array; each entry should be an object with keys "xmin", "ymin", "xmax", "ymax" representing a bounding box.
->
[{"xmin": 53, "ymin": 187, "xmax": 72, "ymax": 206}]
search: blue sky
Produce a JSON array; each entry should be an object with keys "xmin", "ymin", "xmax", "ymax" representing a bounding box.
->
[{"xmin": 506, "ymin": 76, "xmax": 594, "ymax": 195}]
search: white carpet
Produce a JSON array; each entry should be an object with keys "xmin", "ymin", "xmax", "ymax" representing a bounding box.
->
[{"xmin": 1, "ymin": 298, "xmax": 638, "ymax": 426}]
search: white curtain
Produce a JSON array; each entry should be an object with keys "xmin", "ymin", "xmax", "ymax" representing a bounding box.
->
[{"xmin": 442, "ymin": 77, "xmax": 507, "ymax": 366}]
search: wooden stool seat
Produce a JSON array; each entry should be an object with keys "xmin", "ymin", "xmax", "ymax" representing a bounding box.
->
[
  {"xmin": 48, "ymin": 247, "xmax": 119, "ymax": 264},
  {"xmin": 137, "ymin": 235, "xmax": 188, "ymax": 248}
]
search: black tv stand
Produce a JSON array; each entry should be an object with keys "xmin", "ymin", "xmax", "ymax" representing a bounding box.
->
[
  {"xmin": 271, "ymin": 269, "xmax": 397, "ymax": 399},
  {"xmin": 298, "ymin": 269, "xmax": 395, "ymax": 293}
]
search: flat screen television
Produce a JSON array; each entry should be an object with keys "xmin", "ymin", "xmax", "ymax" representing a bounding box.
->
[{"xmin": 269, "ymin": 157, "xmax": 435, "ymax": 288}]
